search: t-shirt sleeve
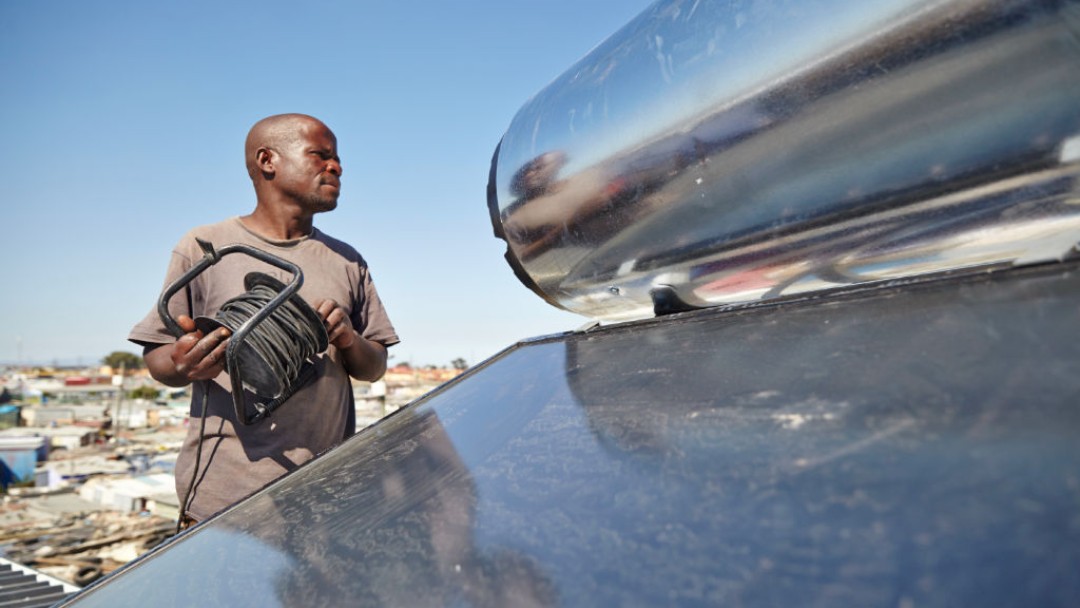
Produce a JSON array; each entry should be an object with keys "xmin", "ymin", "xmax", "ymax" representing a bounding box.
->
[
  {"xmin": 128, "ymin": 245, "xmax": 196, "ymax": 348},
  {"xmin": 353, "ymin": 269, "xmax": 400, "ymax": 348}
]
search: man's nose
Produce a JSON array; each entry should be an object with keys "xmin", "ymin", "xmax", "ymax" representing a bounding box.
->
[{"xmin": 327, "ymin": 159, "xmax": 342, "ymax": 175}]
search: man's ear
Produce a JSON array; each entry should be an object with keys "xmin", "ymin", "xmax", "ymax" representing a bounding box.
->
[{"xmin": 256, "ymin": 147, "xmax": 276, "ymax": 177}]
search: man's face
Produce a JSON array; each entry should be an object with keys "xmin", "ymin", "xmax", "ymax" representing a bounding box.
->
[{"xmin": 272, "ymin": 121, "xmax": 342, "ymax": 213}]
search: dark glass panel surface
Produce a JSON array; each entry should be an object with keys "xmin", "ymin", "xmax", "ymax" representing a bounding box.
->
[{"xmin": 65, "ymin": 263, "xmax": 1080, "ymax": 607}]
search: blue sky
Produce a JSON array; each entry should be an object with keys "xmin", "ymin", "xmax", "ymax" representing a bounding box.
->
[{"xmin": 0, "ymin": 0, "xmax": 655, "ymax": 368}]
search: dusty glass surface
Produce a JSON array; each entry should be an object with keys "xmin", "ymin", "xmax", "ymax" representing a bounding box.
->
[{"xmin": 65, "ymin": 263, "xmax": 1080, "ymax": 607}]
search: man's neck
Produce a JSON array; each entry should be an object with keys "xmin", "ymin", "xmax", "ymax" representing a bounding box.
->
[{"xmin": 240, "ymin": 208, "xmax": 314, "ymax": 241}]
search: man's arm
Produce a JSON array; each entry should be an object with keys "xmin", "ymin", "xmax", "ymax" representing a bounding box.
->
[
  {"xmin": 316, "ymin": 300, "xmax": 388, "ymax": 381},
  {"xmin": 144, "ymin": 315, "xmax": 231, "ymax": 387},
  {"xmin": 339, "ymin": 335, "xmax": 388, "ymax": 382}
]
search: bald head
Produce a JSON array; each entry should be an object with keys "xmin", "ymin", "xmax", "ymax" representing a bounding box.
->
[
  {"xmin": 242, "ymin": 113, "xmax": 343, "ymax": 221},
  {"xmin": 245, "ymin": 113, "xmax": 331, "ymax": 180}
]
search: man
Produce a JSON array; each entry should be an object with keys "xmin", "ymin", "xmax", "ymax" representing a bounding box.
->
[{"xmin": 129, "ymin": 114, "xmax": 399, "ymax": 525}]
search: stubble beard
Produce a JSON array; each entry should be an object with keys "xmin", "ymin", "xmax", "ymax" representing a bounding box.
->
[{"xmin": 304, "ymin": 191, "xmax": 339, "ymax": 214}]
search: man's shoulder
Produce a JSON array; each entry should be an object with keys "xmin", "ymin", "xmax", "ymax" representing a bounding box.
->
[
  {"xmin": 173, "ymin": 218, "xmax": 241, "ymax": 244},
  {"xmin": 311, "ymin": 229, "xmax": 368, "ymax": 267},
  {"xmin": 184, "ymin": 217, "xmax": 246, "ymax": 241},
  {"xmin": 170, "ymin": 218, "xmax": 250, "ymax": 257}
]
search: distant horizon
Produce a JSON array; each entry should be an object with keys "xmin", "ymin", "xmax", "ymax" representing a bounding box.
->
[
  {"xmin": 0, "ymin": 357, "xmax": 473, "ymax": 371},
  {"xmin": 0, "ymin": 346, "xmax": 511, "ymax": 370}
]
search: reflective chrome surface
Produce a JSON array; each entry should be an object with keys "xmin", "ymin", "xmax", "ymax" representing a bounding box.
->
[
  {"xmin": 489, "ymin": 0, "xmax": 1080, "ymax": 320},
  {"xmin": 62, "ymin": 262, "xmax": 1080, "ymax": 606}
]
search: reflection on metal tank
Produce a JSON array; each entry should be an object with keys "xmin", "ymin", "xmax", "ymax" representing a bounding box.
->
[{"xmin": 488, "ymin": 0, "xmax": 1080, "ymax": 321}]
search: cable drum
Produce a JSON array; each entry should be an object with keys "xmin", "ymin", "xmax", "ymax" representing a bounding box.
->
[
  {"xmin": 159, "ymin": 239, "xmax": 331, "ymax": 424},
  {"xmin": 195, "ymin": 272, "xmax": 328, "ymax": 399}
]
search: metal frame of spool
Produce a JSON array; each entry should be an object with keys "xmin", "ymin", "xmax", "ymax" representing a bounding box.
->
[{"xmin": 156, "ymin": 238, "xmax": 326, "ymax": 425}]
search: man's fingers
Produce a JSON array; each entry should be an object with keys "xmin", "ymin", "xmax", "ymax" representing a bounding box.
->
[
  {"xmin": 323, "ymin": 305, "xmax": 348, "ymax": 330},
  {"xmin": 205, "ymin": 339, "xmax": 229, "ymax": 367},
  {"xmin": 195, "ymin": 328, "xmax": 231, "ymax": 361},
  {"xmin": 325, "ymin": 312, "xmax": 355, "ymax": 350},
  {"xmin": 177, "ymin": 315, "xmax": 197, "ymax": 333},
  {"xmin": 313, "ymin": 300, "xmax": 354, "ymax": 349},
  {"xmin": 176, "ymin": 327, "xmax": 230, "ymax": 378},
  {"xmin": 315, "ymin": 299, "xmax": 336, "ymax": 321},
  {"xmin": 175, "ymin": 334, "xmax": 198, "ymax": 353},
  {"xmin": 172, "ymin": 332, "xmax": 202, "ymax": 372}
]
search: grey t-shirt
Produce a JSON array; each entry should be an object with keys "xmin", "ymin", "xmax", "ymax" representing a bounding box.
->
[{"xmin": 129, "ymin": 217, "xmax": 399, "ymax": 521}]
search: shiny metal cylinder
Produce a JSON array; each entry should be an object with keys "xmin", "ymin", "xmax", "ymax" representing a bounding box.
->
[{"xmin": 488, "ymin": 0, "xmax": 1080, "ymax": 321}]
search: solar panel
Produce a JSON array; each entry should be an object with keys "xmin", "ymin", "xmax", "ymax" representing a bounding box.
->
[{"xmin": 61, "ymin": 261, "xmax": 1080, "ymax": 606}]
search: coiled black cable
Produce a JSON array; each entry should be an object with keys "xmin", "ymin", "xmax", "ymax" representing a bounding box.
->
[{"xmin": 214, "ymin": 278, "xmax": 325, "ymax": 398}]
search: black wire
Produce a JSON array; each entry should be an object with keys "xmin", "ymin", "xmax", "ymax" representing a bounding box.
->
[
  {"xmin": 177, "ymin": 380, "xmax": 210, "ymax": 535},
  {"xmin": 215, "ymin": 283, "xmax": 323, "ymax": 396}
]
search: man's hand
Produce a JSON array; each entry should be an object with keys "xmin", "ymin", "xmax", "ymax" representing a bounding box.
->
[
  {"xmin": 316, "ymin": 299, "xmax": 356, "ymax": 350},
  {"xmin": 145, "ymin": 315, "xmax": 230, "ymax": 386},
  {"xmin": 314, "ymin": 299, "xmax": 387, "ymax": 381}
]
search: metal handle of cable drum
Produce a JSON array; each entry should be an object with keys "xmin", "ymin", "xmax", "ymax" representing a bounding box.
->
[{"xmin": 157, "ymin": 238, "xmax": 329, "ymax": 425}]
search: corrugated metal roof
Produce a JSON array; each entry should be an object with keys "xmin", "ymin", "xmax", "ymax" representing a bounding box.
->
[{"xmin": 0, "ymin": 558, "xmax": 78, "ymax": 608}]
